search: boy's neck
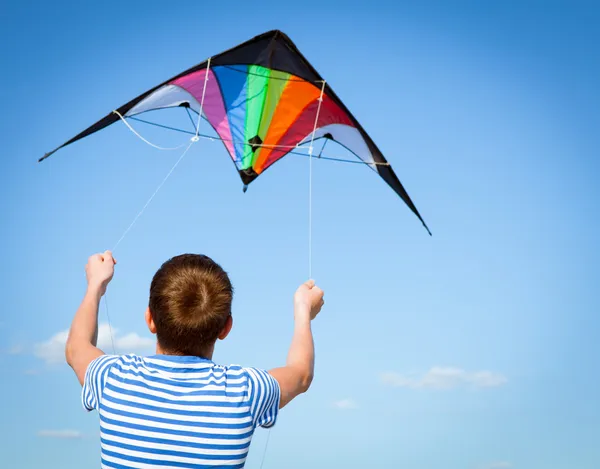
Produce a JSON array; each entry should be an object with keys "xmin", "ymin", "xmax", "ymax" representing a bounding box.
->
[{"xmin": 155, "ymin": 342, "xmax": 215, "ymax": 360}]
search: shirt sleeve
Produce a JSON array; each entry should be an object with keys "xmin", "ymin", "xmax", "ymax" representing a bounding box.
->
[
  {"xmin": 81, "ymin": 354, "xmax": 120, "ymax": 412},
  {"xmin": 245, "ymin": 367, "xmax": 281, "ymax": 428}
]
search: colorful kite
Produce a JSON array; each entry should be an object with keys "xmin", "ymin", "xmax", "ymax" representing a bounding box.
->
[{"xmin": 40, "ymin": 30, "xmax": 430, "ymax": 235}]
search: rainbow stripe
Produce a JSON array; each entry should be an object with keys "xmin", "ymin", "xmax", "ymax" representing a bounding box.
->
[{"xmin": 171, "ymin": 65, "xmax": 353, "ymax": 176}]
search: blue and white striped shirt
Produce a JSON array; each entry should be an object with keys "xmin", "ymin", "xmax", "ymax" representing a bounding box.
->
[{"xmin": 82, "ymin": 354, "xmax": 280, "ymax": 468}]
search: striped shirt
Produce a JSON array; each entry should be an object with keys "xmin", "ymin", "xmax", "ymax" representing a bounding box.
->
[{"xmin": 82, "ymin": 354, "xmax": 280, "ymax": 469}]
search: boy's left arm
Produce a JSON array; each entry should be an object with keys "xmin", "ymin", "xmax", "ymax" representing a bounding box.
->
[{"xmin": 65, "ymin": 251, "xmax": 116, "ymax": 385}]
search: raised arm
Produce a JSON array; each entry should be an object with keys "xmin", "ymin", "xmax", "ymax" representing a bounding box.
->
[
  {"xmin": 65, "ymin": 251, "xmax": 116, "ymax": 385},
  {"xmin": 269, "ymin": 280, "xmax": 324, "ymax": 409}
]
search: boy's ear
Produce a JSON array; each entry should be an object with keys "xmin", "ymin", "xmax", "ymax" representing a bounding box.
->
[
  {"xmin": 218, "ymin": 315, "xmax": 233, "ymax": 340},
  {"xmin": 145, "ymin": 307, "xmax": 157, "ymax": 334}
]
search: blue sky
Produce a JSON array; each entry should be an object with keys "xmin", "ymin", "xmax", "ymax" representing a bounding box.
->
[{"xmin": 1, "ymin": 1, "xmax": 599, "ymax": 468}]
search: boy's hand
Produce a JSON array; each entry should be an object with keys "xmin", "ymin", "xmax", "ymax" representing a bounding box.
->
[
  {"xmin": 294, "ymin": 280, "xmax": 324, "ymax": 321},
  {"xmin": 270, "ymin": 279, "xmax": 323, "ymax": 409},
  {"xmin": 85, "ymin": 250, "xmax": 117, "ymax": 296}
]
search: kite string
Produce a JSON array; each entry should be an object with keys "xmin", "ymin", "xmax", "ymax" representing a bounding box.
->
[
  {"xmin": 104, "ymin": 293, "xmax": 116, "ymax": 355},
  {"xmin": 258, "ymin": 428, "xmax": 272, "ymax": 469},
  {"xmin": 104, "ymin": 70, "xmax": 212, "ymax": 349},
  {"xmin": 308, "ymin": 81, "xmax": 326, "ymax": 279},
  {"xmin": 102, "ymin": 139, "xmax": 194, "ymax": 354},
  {"xmin": 257, "ymin": 80, "xmax": 326, "ymax": 469},
  {"xmin": 111, "ymin": 141, "xmax": 194, "ymax": 252}
]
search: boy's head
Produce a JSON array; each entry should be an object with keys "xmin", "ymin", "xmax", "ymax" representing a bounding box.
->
[{"xmin": 145, "ymin": 254, "xmax": 233, "ymax": 357}]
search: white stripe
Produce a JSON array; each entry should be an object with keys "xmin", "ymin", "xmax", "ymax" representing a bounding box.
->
[
  {"xmin": 103, "ymin": 386, "xmax": 250, "ymax": 414},
  {"xmin": 298, "ymin": 123, "xmax": 377, "ymax": 169},
  {"xmin": 99, "ymin": 408, "xmax": 254, "ymax": 435},
  {"xmin": 115, "ymin": 362, "xmax": 248, "ymax": 384},
  {"xmin": 102, "ymin": 433, "xmax": 249, "ymax": 456},
  {"xmin": 124, "ymin": 85, "xmax": 202, "ymax": 117},
  {"xmin": 109, "ymin": 369, "xmax": 248, "ymax": 394},
  {"xmin": 101, "ymin": 441, "xmax": 247, "ymax": 466},
  {"xmin": 105, "ymin": 378, "xmax": 246, "ymax": 403},
  {"xmin": 101, "ymin": 452, "xmax": 244, "ymax": 469},
  {"xmin": 100, "ymin": 420, "xmax": 253, "ymax": 447},
  {"xmin": 102, "ymin": 400, "xmax": 252, "ymax": 425},
  {"xmin": 128, "ymin": 356, "xmax": 245, "ymax": 376}
]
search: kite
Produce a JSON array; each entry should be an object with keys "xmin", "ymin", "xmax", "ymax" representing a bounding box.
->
[{"xmin": 40, "ymin": 30, "xmax": 430, "ymax": 235}]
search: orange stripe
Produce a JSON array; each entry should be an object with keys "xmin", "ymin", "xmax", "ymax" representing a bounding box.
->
[{"xmin": 254, "ymin": 80, "xmax": 321, "ymax": 172}]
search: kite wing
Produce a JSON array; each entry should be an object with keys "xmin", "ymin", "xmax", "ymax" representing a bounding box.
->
[{"xmin": 40, "ymin": 30, "xmax": 430, "ymax": 235}]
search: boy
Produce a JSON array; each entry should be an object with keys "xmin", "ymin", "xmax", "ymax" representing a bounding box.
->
[{"xmin": 65, "ymin": 250, "xmax": 324, "ymax": 468}]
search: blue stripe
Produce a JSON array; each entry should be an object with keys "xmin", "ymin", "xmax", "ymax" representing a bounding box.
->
[
  {"xmin": 111, "ymin": 364, "xmax": 248, "ymax": 389},
  {"xmin": 101, "ymin": 427, "xmax": 251, "ymax": 451},
  {"xmin": 102, "ymin": 448, "xmax": 246, "ymax": 468},
  {"xmin": 101, "ymin": 455, "xmax": 245, "ymax": 469},
  {"xmin": 104, "ymin": 382, "xmax": 247, "ymax": 407},
  {"xmin": 107, "ymin": 373, "xmax": 247, "ymax": 398},
  {"xmin": 102, "ymin": 438, "xmax": 246, "ymax": 461},
  {"xmin": 99, "ymin": 415, "xmax": 254, "ymax": 441},
  {"xmin": 213, "ymin": 65, "xmax": 248, "ymax": 165},
  {"xmin": 122, "ymin": 355, "xmax": 226, "ymax": 374},
  {"xmin": 83, "ymin": 355, "xmax": 119, "ymax": 410},
  {"xmin": 103, "ymin": 393, "xmax": 251, "ymax": 419},
  {"xmin": 100, "ymin": 406, "xmax": 252, "ymax": 430}
]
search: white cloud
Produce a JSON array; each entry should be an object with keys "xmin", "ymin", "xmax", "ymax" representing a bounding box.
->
[
  {"xmin": 477, "ymin": 462, "xmax": 512, "ymax": 469},
  {"xmin": 333, "ymin": 398, "xmax": 358, "ymax": 410},
  {"xmin": 381, "ymin": 367, "xmax": 507, "ymax": 390},
  {"xmin": 34, "ymin": 323, "xmax": 154, "ymax": 364},
  {"xmin": 8, "ymin": 344, "xmax": 24, "ymax": 355},
  {"xmin": 38, "ymin": 429, "xmax": 83, "ymax": 439}
]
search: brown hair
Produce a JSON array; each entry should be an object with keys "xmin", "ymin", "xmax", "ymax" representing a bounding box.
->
[{"xmin": 149, "ymin": 254, "xmax": 233, "ymax": 357}]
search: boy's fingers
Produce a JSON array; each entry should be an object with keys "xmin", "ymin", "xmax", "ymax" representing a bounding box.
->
[{"xmin": 103, "ymin": 250, "xmax": 117, "ymax": 264}]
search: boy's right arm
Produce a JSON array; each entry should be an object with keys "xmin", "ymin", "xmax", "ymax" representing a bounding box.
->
[{"xmin": 268, "ymin": 280, "xmax": 324, "ymax": 409}]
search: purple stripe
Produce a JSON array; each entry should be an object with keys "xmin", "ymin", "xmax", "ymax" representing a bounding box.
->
[{"xmin": 171, "ymin": 70, "xmax": 235, "ymax": 160}]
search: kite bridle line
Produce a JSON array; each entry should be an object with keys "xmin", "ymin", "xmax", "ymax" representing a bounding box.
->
[
  {"xmin": 113, "ymin": 108, "xmax": 392, "ymax": 168},
  {"xmin": 112, "ymin": 110, "xmax": 188, "ymax": 151},
  {"xmin": 125, "ymin": 114, "xmax": 393, "ymax": 167},
  {"xmin": 194, "ymin": 57, "xmax": 211, "ymax": 140}
]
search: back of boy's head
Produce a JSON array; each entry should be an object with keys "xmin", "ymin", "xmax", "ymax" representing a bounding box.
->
[{"xmin": 149, "ymin": 254, "xmax": 233, "ymax": 357}]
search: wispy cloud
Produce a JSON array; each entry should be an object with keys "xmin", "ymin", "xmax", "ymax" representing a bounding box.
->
[
  {"xmin": 333, "ymin": 398, "xmax": 358, "ymax": 410},
  {"xmin": 37, "ymin": 429, "xmax": 83, "ymax": 439},
  {"xmin": 477, "ymin": 462, "xmax": 512, "ymax": 469},
  {"xmin": 8, "ymin": 344, "xmax": 24, "ymax": 355},
  {"xmin": 381, "ymin": 367, "xmax": 507, "ymax": 390},
  {"xmin": 34, "ymin": 323, "xmax": 154, "ymax": 364}
]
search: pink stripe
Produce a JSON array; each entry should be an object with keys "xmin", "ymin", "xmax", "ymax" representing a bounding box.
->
[{"xmin": 171, "ymin": 70, "xmax": 235, "ymax": 160}]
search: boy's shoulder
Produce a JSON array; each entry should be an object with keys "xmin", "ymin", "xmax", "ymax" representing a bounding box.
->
[{"xmin": 87, "ymin": 353, "xmax": 274, "ymax": 382}]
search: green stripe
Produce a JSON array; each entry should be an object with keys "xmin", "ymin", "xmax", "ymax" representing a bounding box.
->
[
  {"xmin": 256, "ymin": 69, "xmax": 290, "ymax": 165},
  {"xmin": 243, "ymin": 65, "xmax": 270, "ymax": 169}
]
